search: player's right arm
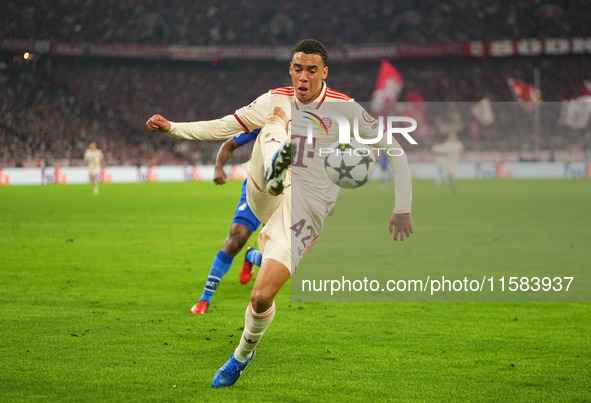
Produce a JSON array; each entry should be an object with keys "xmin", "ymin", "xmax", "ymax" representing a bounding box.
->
[
  {"xmin": 146, "ymin": 114, "xmax": 245, "ymax": 141},
  {"xmin": 146, "ymin": 92, "xmax": 271, "ymax": 141}
]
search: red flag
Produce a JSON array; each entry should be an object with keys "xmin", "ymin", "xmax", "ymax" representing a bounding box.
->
[
  {"xmin": 506, "ymin": 78, "xmax": 541, "ymax": 102},
  {"xmin": 582, "ymin": 80, "xmax": 591, "ymax": 96},
  {"xmin": 371, "ymin": 60, "xmax": 404, "ymax": 115}
]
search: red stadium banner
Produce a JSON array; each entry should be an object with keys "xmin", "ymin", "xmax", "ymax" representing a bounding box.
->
[
  {"xmin": 89, "ymin": 44, "xmax": 168, "ymax": 59},
  {"xmin": 582, "ymin": 80, "xmax": 591, "ymax": 96},
  {"xmin": 344, "ymin": 42, "xmax": 464, "ymax": 60},
  {"xmin": 51, "ymin": 42, "xmax": 87, "ymax": 57},
  {"xmin": 2, "ymin": 37, "xmax": 590, "ymax": 61}
]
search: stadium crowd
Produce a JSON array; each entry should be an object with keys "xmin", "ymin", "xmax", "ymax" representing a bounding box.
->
[
  {"xmin": 1, "ymin": 54, "xmax": 589, "ymax": 167},
  {"xmin": 2, "ymin": 0, "xmax": 589, "ymax": 46},
  {"xmin": 1, "ymin": 0, "xmax": 589, "ymax": 167}
]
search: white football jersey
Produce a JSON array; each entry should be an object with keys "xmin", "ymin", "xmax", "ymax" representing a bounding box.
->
[
  {"xmin": 167, "ymin": 82, "xmax": 412, "ymax": 215},
  {"xmin": 84, "ymin": 149, "xmax": 103, "ymax": 171}
]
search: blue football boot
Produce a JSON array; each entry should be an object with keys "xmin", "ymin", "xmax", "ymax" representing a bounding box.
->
[{"xmin": 211, "ymin": 351, "xmax": 255, "ymax": 388}]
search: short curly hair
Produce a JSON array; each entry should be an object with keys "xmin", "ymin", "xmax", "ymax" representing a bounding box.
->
[{"xmin": 292, "ymin": 39, "xmax": 328, "ymax": 67}]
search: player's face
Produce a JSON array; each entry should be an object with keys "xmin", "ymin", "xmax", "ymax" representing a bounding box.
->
[{"xmin": 289, "ymin": 52, "xmax": 328, "ymax": 103}]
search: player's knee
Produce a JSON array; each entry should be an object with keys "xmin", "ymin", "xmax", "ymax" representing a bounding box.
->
[
  {"xmin": 270, "ymin": 107, "xmax": 288, "ymax": 125},
  {"xmin": 250, "ymin": 289, "xmax": 274, "ymax": 312}
]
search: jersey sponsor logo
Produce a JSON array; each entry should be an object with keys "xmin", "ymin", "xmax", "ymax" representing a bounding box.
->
[{"xmin": 302, "ymin": 111, "xmax": 329, "ymax": 136}]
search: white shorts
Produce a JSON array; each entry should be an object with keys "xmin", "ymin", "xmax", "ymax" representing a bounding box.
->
[{"xmin": 242, "ymin": 119, "xmax": 328, "ymax": 275}]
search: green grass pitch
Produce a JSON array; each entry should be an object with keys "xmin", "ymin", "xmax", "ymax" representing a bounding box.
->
[{"xmin": 1, "ymin": 179, "xmax": 589, "ymax": 401}]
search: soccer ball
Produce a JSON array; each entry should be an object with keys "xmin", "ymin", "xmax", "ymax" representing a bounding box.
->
[{"xmin": 324, "ymin": 140, "xmax": 376, "ymax": 188}]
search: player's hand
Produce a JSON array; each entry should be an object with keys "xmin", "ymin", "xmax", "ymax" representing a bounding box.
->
[
  {"xmin": 146, "ymin": 114, "xmax": 171, "ymax": 132},
  {"xmin": 389, "ymin": 213, "xmax": 413, "ymax": 241},
  {"xmin": 213, "ymin": 168, "xmax": 227, "ymax": 185}
]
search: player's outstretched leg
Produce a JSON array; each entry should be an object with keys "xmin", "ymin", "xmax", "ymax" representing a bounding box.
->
[
  {"xmin": 265, "ymin": 139, "xmax": 295, "ymax": 196},
  {"xmin": 239, "ymin": 246, "xmax": 262, "ymax": 285},
  {"xmin": 247, "ymin": 106, "xmax": 291, "ymax": 196}
]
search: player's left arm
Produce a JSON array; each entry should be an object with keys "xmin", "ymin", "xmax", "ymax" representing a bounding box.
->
[
  {"xmin": 213, "ymin": 129, "xmax": 260, "ymax": 185},
  {"xmin": 214, "ymin": 138, "xmax": 239, "ymax": 185},
  {"xmin": 356, "ymin": 104, "xmax": 413, "ymax": 241}
]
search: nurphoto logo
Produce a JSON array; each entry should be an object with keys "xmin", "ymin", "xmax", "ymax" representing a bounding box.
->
[{"xmin": 304, "ymin": 112, "xmax": 418, "ymax": 146}]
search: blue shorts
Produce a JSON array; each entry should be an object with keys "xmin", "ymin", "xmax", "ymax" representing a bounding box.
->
[{"xmin": 232, "ymin": 180, "xmax": 261, "ymax": 233}]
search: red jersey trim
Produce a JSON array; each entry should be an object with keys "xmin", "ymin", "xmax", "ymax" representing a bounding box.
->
[
  {"xmin": 271, "ymin": 87, "xmax": 295, "ymax": 95},
  {"xmin": 233, "ymin": 113, "xmax": 251, "ymax": 133},
  {"xmin": 326, "ymin": 89, "xmax": 352, "ymax": 101},
  {"xmin": 326, "ymin": 94, "xmax": 352, "ymax": 101}
]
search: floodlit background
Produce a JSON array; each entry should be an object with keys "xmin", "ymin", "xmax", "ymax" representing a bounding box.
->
[{"xmin": 1, "ymin": 1, "xmax": 589, "ymax": 401}]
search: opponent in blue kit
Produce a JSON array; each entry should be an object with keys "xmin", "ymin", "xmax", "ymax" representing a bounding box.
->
[{"xmin": 190, "ymin": 130, "xmax": 263, "ymax": 314}]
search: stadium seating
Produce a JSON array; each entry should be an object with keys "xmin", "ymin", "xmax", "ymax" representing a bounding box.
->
[{"xmin": 2, "ymin": 0, "xmax": 589, "ymax": 46}]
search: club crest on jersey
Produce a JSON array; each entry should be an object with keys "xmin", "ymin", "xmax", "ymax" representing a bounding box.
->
[{"xmin": 322, "ymin": 117, "xmax": 332, "ymax": 129}]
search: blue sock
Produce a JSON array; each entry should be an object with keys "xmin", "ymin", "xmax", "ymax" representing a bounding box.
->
[
  {"xmin": 246, "ymin": 248, "xmax": 262, "ymax": 267},
  {"xmin": 199, "ymin": 250, "xmax": 233, "ymax": 303}
]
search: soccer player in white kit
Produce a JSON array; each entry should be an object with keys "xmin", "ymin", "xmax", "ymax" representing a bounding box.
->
[
  {"xmin": 432, "ymin": 132, "xmax": 465, "ymax": 193},
  {"xmin": 84, "ymin": 141, "xmax": 104, "ymax": 195},
  {"xmin": 146, "ymin": 39, "xmax": 414, "ymax": 387}
]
